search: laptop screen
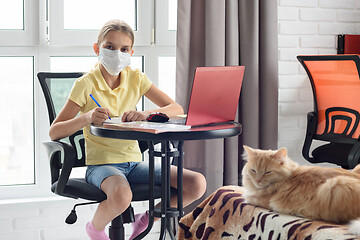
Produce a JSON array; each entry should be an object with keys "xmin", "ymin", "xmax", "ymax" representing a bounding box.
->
[{"xmin": 185, "ymin": 66, "xmax": 245, "ymax": 126}]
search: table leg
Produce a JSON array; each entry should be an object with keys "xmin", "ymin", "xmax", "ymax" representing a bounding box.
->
[
  {"xmin": 136, "ymin": 140, "xmax": 182, "ymax": 240},
  {"xmin": 177, "ymin": 141, "xmax": 184, "ymax": 219},
  {"xmin": 165, "ymin": 141, "xmax": 176, "ymax": 239},
  {"xmin": 159, "ymin": 141, "xmax": 169, "ymax": 240},
  {"xmin": 132, "ymin": 141, "xmax": 156, "ymax": 240}
]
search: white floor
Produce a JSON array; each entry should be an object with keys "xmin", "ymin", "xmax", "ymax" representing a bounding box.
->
[{"xmin": 0, "ymin": 196, "xmax": 176, "ymax": 240}]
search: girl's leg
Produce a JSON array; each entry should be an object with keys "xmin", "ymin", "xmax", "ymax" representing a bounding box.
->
[
  {"xmin": 169, "ymin": 166, "xmax": 207, "ymax": 207},
  {"xmin": 128, "ymin": 161, "xmax": 161, "ymax": 239},
  {"xmin": 129, "ymin": 163, "xmax": 206, "ymax": 239},
  {"xmin": 127, "ymin": 160, "xmax": 207, "ymax": 209},
  {"xmin": 92, "ymin": 175, "xmax": 133, "ymax": 231}
]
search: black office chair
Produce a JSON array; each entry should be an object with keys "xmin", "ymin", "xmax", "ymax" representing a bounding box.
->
[
  {"xmin": 38, "ymin": 72, "xmax": 166, "ymax": 240},
  {"xmin": 297, "ymin": 55, "xmax": 360, "ymax": 169}
]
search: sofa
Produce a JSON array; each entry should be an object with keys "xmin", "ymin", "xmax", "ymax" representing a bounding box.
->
[{"xmin": 178, "ymin": 185, "xmax": 359, "ymax": 240}]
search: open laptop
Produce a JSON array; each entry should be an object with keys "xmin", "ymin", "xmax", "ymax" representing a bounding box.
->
[{"xmin": 171, "ymin": 66, "xmax": 245, "ymax": 127}]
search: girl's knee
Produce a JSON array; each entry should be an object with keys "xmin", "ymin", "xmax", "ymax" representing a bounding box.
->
[
  {"xmin": 107, "ymin": 185, "xmax": 132, "ymax": 211},
  {"xmin": 185, "ymin": 172, "xmax": 207, "ymax": 199}
]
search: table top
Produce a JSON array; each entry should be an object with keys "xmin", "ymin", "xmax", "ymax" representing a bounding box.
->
[{"xmin": 90, "ymin": 122, "xmax": 242, "ymax": 141}]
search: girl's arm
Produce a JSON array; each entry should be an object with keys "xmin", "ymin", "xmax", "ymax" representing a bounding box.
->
[
  {"xmin": 49, "ymin": 99, "xmax": 110, "ymax": 140},
  {"xmin": 122, "ymin": 84, "xmax": 184, "ymax": 122}
]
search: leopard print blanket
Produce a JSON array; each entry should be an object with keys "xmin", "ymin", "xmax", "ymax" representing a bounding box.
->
[{"xmin": 178, "ymin": 186, "xmax": 360, "ymax": 240}]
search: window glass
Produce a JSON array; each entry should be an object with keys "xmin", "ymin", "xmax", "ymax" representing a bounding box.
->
[
  {"xmin": 64, "ymin": 0, "xmax": 137, "ymax": 30},
  {"xmin": 158, "ymin": 56, "xmax": 176, "ymax": 100},
  {"xmin": 0, "ymin": 0, "xmax": 23, "ymax": 30},
  {"xmin": 0, "ymin": 57, "xmax": 33, "ymax": 186},
  {"xmin": 168, "ymin": 0, "xmax": 177, "ymax": 31}
]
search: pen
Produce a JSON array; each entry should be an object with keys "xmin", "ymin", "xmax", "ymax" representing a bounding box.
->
[{"xmin": 89, "ymin": 94, "xmax": 111, "ymax": 120}]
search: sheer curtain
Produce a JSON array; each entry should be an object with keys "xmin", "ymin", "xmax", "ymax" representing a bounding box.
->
[{"xmin": 176, "ymin": 0, "xmax": 278, "ymax": 211}]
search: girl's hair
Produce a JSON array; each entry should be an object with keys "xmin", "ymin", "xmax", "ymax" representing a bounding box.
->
[{"xmin": 97, "ymin": 19, "xmax": 135, "ymax": 47}]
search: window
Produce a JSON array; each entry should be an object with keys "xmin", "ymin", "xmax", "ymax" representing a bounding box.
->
[
  {"xmin": 168, "ymin": 0, "xmax": 178, "ymax": 31},
  {"xmin": 0, "ymin": 0, "xmax": 38, "ymax": 45},
  {"xmin": 49, "ymin": 0, "xmax": 151, "ymax": 46},
  {"xmin": 63, "ymin": 0, "xmax": 137, "ymax": 30},
  {"xmin": 158, "ymin": 56, "xmax": 176, "ymax": 100},
  {"xmin": 0, "ymin": 0, "xmax": 23, "ymax": 30},
  {"xmin": 0, "ymin": 1, "xmax": 177, "ymax": 199},
  {"xmin": 0, "ymin": 57, "xmax": 34, "ymax": 186},
  {"xmin": 156, "ymin": 0, "xmax": 177, "ymax": 45}
]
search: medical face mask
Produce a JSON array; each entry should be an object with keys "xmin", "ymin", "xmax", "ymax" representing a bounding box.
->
[{"xmin": 98, "ymin": 48, "xmax": 131, "ymax": 76}]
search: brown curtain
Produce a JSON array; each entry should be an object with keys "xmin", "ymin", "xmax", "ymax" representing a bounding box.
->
[{"xmin": 176, "ymin": 0, "xmax": 278, "ymax": 211}]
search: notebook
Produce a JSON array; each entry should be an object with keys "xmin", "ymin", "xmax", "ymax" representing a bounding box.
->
[{"xmin": 171, "ymin": 66, "xmax": 245, "ymax": 127}]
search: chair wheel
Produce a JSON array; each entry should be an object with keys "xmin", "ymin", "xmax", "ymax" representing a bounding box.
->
[{"xmin": 65, "ymin": 209, "xmax": 77, "ymax": 224}]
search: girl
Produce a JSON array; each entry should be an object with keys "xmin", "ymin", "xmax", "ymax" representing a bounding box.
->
[{"xmin": 49, "ymin": 19, "xmax": 207, "ymax": 240}]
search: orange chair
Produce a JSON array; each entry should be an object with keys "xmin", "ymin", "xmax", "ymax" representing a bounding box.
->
[{"xmin": 297, "ymin": 55, "xmax": 360, "ymax": 169}]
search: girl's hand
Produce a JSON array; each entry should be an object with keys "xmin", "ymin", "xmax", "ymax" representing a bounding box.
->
[
  {"xmin": 87, "ymin": 107, "xmax": 110, "ymax": 125},
  {"xmin": 122, "ymin": 110, "xmax": 148, "ymax": 122}
]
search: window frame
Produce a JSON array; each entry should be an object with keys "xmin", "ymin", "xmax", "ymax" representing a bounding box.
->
[
  {"xmin": 0, "ymin": 0, "xmax": 39, "ymax": 46},
  {"xmin": 48, "ymin": 0, "xmax": 152, "ymax": 46},
  {"xmin": 155, "ymin": 0, "xmax": 176, "ymax": 46},
  {"xmin": 0, "ymin": 48, "xmax": 47, "ymax": 199}
]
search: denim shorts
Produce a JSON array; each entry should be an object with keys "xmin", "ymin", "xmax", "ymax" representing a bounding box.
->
[{"xmin": 85, "ymin": 160, "xmax": 162, "ymax": 189}]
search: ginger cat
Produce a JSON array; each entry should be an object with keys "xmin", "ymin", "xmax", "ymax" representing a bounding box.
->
[{"xmin": 242, "ymin": 145, "xmax": 360, "ymax": 235}]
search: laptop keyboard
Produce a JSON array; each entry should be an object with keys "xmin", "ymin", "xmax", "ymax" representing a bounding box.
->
[{"xmin": 168, "ymin": 117, "xmax": 187, "ymax": 125}]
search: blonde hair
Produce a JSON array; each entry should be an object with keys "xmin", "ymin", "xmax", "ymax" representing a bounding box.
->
[{"xmin": 97, "ymin": 19, "xmax": 135, "ymax": 47}]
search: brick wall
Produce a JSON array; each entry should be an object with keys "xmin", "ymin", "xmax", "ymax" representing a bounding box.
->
[{"xmin": 278, "ymin": 0, "xmax": 360, "ymax": 165}]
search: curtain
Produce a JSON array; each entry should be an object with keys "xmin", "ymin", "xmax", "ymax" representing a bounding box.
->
[{"xmin": 176, "ymin": 0, "xmax": 278, "ymax": 211}]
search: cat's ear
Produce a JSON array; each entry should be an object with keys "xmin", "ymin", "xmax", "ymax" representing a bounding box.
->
[
  {"xmin": 243, "ymin": 145, "xmax": 255, "ymax": 161},
  {"xmin": 243, "ymin": 145, "xmax": 254, "ymax": 155},
  {"xmin": 274, "ymin": 148, "xmax": 287, "ymax": 164}
]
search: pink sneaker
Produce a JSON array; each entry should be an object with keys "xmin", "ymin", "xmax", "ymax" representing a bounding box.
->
[
  {"xmin": 129, "ymin": 212, "xmax": 149, "ymax": 240},
  {"xmin": 86, "ymin": 222, "xmax": 110, "ymax": 240}
]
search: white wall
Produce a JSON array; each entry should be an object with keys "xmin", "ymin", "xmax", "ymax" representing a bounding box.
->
[
  {"xmin": 278, "ymin": 0, "xmax": 360, "ymax": 165},
  {"xmin": 1, "ymin": 1, "xmax": 360, "ymax": 239}
]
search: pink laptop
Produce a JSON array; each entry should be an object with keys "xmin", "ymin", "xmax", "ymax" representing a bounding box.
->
[{"xmin": 181, "ymin": 66, "xmax": 245, "ymax": 126}]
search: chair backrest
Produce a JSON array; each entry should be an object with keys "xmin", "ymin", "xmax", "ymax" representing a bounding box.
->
[
  {"xmin": 297, "ymin": 55, "xmax": 360, "ymax": 143},
  {"xmin": 38, "ymin": 72, "xmax": 86, "ymax": 167},
  {"xmin": 38, "ymin": 72, "xmax": 84, "ymax": 124},
  {"xmin": 338, "ymin": 34, "xmax": 360, "ymax": 54}
]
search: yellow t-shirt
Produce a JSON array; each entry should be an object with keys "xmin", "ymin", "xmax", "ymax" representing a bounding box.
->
[{"xmin": 69, "ymin": 64, "xmax": 153, "ymax": 165}]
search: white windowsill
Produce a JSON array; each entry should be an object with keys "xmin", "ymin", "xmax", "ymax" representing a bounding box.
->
[{"xmin": 0, "ymin": 195, "xmax": 83, "ymax": 206}]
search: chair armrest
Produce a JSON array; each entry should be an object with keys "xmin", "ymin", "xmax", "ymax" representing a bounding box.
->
[
  {"xmin": 43, "ymin": 140, "xmax": 76, "ymax": 196},
  {"xmin": 302, "ymin": 111, "xmax": 317, "ymax": 163},
  {"xmin": 347, "ymin": 141, "xmax": 360, "ymax": 169}
]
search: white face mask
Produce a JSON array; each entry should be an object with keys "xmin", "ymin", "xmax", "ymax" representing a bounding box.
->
[{"xmin": 98, "ymin": 48, "xmax": 131, "ymax": 76}]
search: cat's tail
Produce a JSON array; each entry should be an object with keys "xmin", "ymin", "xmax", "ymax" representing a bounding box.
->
[{"xmin": 348, "ymin": 218, "xmax": 360, "ymax": 236}]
